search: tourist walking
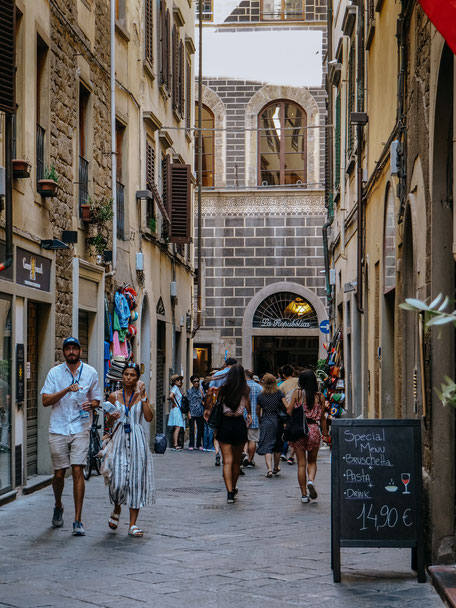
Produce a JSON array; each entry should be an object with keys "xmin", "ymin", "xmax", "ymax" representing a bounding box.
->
[
  {"xmin": 209, "ymin": 358, "xmax": 237, "ymax": 466},
  {"xmin": 168, "ymin": 374, "xmax": 185, "ymax": 450},
  {"xmin": 105, "ymin": 363, "xmax": 155, "ymax": 537},
  {"xmin": 256, "ymin": 373, "xmax": 286, "ymax": 477},
  {"xmin": 278, "ymin": 365, "xmax": 298, "ymax": 464},
  {"xmin": 285, "ymin": 369, "xmax": 329, "ymax": 503},
  {"xmin": 243, "ymin": 370, "xmax": 262, "ymax": 468},
  {"xmin": 206, "ymin": 364, "xmax": 251, "ymax": 503},
  {"xmin": 41, "ymin": 337, "xmax": 102, "ymax": 536},
  {"xmin": 187, "ymin": 375, "xmax": 205, "ymax": 450}
]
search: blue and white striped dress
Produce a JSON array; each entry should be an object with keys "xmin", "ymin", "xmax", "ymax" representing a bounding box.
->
[{"xmin": 109, "ymin": 399, "xmax": 156, "ymax": 509}]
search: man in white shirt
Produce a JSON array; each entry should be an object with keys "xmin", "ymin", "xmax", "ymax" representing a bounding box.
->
[{"xmin": 41, "ymin": 337, "xmax": 102, "ymax": 536}]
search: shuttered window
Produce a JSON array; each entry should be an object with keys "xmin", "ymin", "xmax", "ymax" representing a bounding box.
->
[
  {"xmin": 162, "ymin": 155, "xmax": 191, "ymax": 244},
  {"xmin": 172, "ymin": 24, "xmax": 178, "ymax": 109},
  {"xmin": 160, "ymin": 3, "xmax": 171, "ymax": 91},
  {"xmin": 347, "ymin": 41, "xmax": 355, "ymax": 155},
  {"xmin": 178, "ymin": 40, "xmax": 185, "ymax": 117},
  {"xmin": 186, "ymin": 57, "xmax": 191, "ymax": 131},
  {"xmin": 335, "ymin": 91, "xmax": 341, "ymax": 189},
  {"xmin": 0, "ymin": 0, "xmax": 16, "ymax": 113},
  {"xmin": 145, "ymin": 0, "xmax": 153, "ymax": 65},
  {"xmin": 146, "ymin": 140, "xmax": 155, "ymax": 225}
]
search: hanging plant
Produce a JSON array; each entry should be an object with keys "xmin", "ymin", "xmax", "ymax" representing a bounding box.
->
[
  {"xmin": 87, "ymin": 234, "xmax": 108, "ymax": 256},
  {"xmin": 37, "ymin": 164, "xmax": 59, "ymax": 197}
]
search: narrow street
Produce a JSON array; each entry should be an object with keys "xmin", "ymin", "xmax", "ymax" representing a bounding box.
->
[{"xmin": 0, "ymin": 450, "xmax": 441, "ymax": 608}]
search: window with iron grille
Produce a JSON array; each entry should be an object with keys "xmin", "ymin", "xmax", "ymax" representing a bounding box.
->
[
  {"xmin": 79, "ymin": 83, "xmax": 90, "ymax": 213},
  {"xmin": 145, "ymin": 0, "xmax": 153, "ymax": 65},
  {"xmin": 36, "ymin": 35, "xmax": 48, "ymax": 184},
  {"xmin": 347, "ymin": 42, "xmax": 355, "ymax": 155},
  {"xmin": 36, "ymin": 124, "xmax": 45, "ymax": 183},
  {"xmin": 117, "ymin": 181, "xmax": 125, "ymax": 240},
  {"xmin": 335, "ymin": 91, "xmax": 341, "ymax": 189}
]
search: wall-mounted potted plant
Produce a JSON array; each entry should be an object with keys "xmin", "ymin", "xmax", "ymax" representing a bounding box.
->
[
  {"xmin": 87, "ymin": 234, "xmax": 108, "ymax": 257},
  {"xmin": 148, "ymin": 217, "xmax": 157, "ymax": 232},
  {"xmin": 80, "ymin": 196, "xmax": 92, "ymax": 222},
  {"xmin": 12, "ymin": 158, "xmax": 31, "ymax": 179},
  {"xmin": 37, "ymin": 165, "xmax": 59, "ymax": 197}
]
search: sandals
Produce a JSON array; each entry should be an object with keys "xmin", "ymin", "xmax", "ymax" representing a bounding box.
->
[
  {"xmin": 272, "ymin": 467, "xmax": 281, "ymax": 475},
  {"xmin": 108, "ymin": 511, "xmax": 120, "ymax": 530},
  {"xmin": 265, "ymin": 470, "xmax": 273, "ymax": 478},
  {"xmin": 128, "ymin": 525, "xmax": 144, "ymax": 537}
]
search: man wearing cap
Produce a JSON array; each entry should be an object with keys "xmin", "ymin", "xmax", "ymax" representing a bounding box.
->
[{"xmin": 41, "ymin": 337, "xmax": 102, "ymax": 536}]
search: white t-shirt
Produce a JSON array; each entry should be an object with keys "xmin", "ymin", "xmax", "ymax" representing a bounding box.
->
[{"xmin": 41, "ymin": 362, "xmax": 102, "ymax": 435}]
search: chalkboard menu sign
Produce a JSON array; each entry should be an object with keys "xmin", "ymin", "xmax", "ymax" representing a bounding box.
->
[{"xmin": 331, "ymin": 419, "xmax": 425, "ymax": 583}]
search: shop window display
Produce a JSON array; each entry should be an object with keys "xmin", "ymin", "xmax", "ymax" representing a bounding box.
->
[{"xmin": 0, "ymin": 297, "xmax": 12, "ymax": 494}]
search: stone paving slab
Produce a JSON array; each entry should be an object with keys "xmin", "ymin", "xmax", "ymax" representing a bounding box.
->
[{"xmin": 0, "ymin": 448, "xmax": 443, "ymax": 607}]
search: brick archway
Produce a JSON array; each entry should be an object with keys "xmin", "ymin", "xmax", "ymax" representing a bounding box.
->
[{"xmin": 199, "ymin": 84, "xmax": 227, "ymax": 187}]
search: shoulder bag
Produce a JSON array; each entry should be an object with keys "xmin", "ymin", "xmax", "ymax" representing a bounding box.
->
[
  {"xmin": 98, "ymin": 422, "xmax": 121, "ymax": 485},
  {"xmin": 277, "ymin": 392, "xmax": 289, "ymax": 422},
  {"xmin": 283, "ymin": 391, "xmax": 309, "ymax": 442},
  {"xmin": 208, "ymin": 398, "xmax": 223, "ymax": 430}
]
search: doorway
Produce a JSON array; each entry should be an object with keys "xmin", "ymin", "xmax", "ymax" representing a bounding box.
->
[
  {"xmin": 26, "ymin": 302, "xmax": 38, "ymax": 476},
  {"xmin": 193, "ymin": 344, "xmax": 212, "ymax": 378},
  {"xmin": 253, "ymin": 336, "xmax": 319, "ymax": 376}
]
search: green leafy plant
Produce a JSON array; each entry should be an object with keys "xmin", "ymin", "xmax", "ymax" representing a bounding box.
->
[
  {"xmin": 88, "ymin": 197, "xmax": 114, "ymax": 224},
  {"xmin": 148, "ymin": 217, "xmax": 157, "ymax": 232},
  {"xmin": 400, "ymin": 294, "xmax": 456, "ymax": 409},
  {"xmin": 87, "ymin": 234, "xmax": 108, "ymax": 256},
  {"xmin": 43, "ymin": 164, "xmax": 59, "ymax": 183}
]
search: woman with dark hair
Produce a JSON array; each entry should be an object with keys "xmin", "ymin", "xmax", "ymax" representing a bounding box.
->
[
  {"xmin": 256, "ymin": 373, "xmax": 285, "ymax": 477},
  {"xmin": 206, "ymin": 364, "xmax": 252, "ymax": 503},
  {"xmin": 285, "ymin": 369, "xmax": 329, "ymax": 504},
  {"xmin": 105, "ymin": 363, "xmax": 155, "ymax": 536}
]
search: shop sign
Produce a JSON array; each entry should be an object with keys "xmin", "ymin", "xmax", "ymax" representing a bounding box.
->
[
  {"xmin": 259, "ymin": 318, "xmax": 317, "ymax": 329},
  {"xmin": 16, "ymin": 248, "xmax": 51, "ymax": 291}
]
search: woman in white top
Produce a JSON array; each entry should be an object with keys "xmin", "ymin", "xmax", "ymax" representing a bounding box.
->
[{"xmin": 168, "ymin": 374, "xmax": 185, "ymax": 450}]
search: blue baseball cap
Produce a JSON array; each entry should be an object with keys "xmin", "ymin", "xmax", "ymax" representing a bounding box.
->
[{"xmin": 63, "ymin": 337, "xmax": 81, "ymax": 349}]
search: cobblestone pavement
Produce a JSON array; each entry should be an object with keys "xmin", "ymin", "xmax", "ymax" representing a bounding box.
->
[{"xmin": 0, "ymin": 448, "xmax": 442, "ymax": 608}]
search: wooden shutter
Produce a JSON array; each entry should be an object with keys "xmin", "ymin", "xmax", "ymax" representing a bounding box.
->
[
  {"xmin": 146, "ymin": 141, "xmax": 155, "ymax": 188},
  {"xmin": 186, "ymin": 57, "xmax": 191, "ymax": 130},
  {"xmin": 162, "ymin": 156, "xmax": 191, "ymax": 244},
  {"xmin": 160, "ymin": 1, "xmax": 165, "ymax": 86},
  {"xmin": 165, "ymin": 10, "xmax": 171, "ymax": 90},
  {"xmin": 145, "ymin": 0, "xmax": 153, "ymax": 64},
  {"xmin": 0, "ymin": 0, "xmax": 16, "ymax": 113},
  {"xmin": 172, "ymin": 25, "xmax": 178, "ymax": 109}
]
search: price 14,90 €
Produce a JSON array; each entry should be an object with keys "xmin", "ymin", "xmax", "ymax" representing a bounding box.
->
[{"xmin": 357, "ymin": 503, "xmax": 413, "ymax": 532}]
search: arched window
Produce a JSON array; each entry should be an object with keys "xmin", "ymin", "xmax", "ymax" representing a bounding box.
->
[
  {"xmin": 253, "ymin": 292, "xmax": 317, "ymax": 328},
  {"xmin": 195, "ymin": 103, "xmax": 214, "ymax": 187},
  {"xmin": 258, "ymin": 100, "xmax": 306, "ymax": 186}
]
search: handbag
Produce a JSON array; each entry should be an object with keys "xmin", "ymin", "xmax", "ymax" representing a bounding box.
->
[
  {"xmin": 207, "ymin": 399, "xmax": 223, "ymax": 430},
  {"xmin": 98, "ymin": 422, "xmax": 121, "ymax": 485},
  {"xmin": 180, "ymin": 394, "xmax": 190, "ymax": 415},
  {"xmin": 283, "ymin": 391, "xmax": 309, "ymax": 442},
  {"xmin": 154, "ymin": 433, "xmax": 168, "ymax": 454}
]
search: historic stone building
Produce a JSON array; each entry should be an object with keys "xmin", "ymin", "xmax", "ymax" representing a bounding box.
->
[
  {"xmin": 0, "ymin": 0, "xmax": 195, "ymax": 501},
  {"xmin": 325, "ymin": 0, "xmax": 455, "ymax": 563},
  {"xmin": 193, "ymin": 0, "xmax": 329, "ymax": 376}
]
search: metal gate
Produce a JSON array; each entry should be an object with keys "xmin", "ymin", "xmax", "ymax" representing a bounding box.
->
[
  {"xmin": 26, "ymin": 302, "xmax": 38, "ymax": 476},
  {"xmin": 155, "ymin": 320, "xmax": 166, "ymax": 433}
]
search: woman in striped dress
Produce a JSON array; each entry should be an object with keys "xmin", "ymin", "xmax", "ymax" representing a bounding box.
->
[{"xmin": 106, "ymin": 363, "xmax": 155, "ymax": 537}]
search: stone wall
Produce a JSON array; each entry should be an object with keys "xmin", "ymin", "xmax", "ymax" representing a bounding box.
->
[{"xmin": 50, "ymin": 1, "xmax": 111, "ymax": 358}]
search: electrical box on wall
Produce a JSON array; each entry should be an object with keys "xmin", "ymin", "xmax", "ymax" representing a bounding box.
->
[
  {"xmin": 329, "ymin": 268, "xmax": 336, "ymax": 285},
  {"xmin": 390, "ymin": 140, "xmax": 400, "ymax": 175},
  {"xmin": 136, "ymin": 252, "xmax": 144, "ymax": 271},
  {"xmin": 170, "ymin": 281, "xmax": 177, "ymax": 297}
]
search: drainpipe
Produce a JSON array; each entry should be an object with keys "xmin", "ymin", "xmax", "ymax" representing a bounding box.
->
[
  {"xmin": 106, "ymin": 0, "xmax": 117, "ymax": 278},
  {"xmin": 355, "ymin": 0, "xmax": 365, "ymax": 315},
  {"xmin": 0, "ymin": 113, "xmax": 13, "ymax": 273},
  {"xmin": 323, "ymin": 0, "xmax": 334, "ymax": 302},
  {"xmin": 196, "ymin": 0, "xmax": 203, "ymax": 329}
]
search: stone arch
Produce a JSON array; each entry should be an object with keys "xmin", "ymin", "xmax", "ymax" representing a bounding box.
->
[
  {"xmin": 197, "ymin": 84, "xmax": 227, "ymax": 187},
  {"xmin": 242, "ymin": 281, "xmax": 327, "ymax": 367},
  {"xmin": 245, "ymin": 85, "xmax": 320, "ymax": 188}
]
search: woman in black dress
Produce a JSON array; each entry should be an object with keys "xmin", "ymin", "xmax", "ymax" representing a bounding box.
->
[
  {"xmin": 256, "ymin": 374, "xmax": 286, "ymax": 478},
  {"xmin": 207, "ymin": 364, "xmax": 252, "ymax": 503}
]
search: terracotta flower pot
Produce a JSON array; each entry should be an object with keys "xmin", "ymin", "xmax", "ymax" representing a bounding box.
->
[
  {"xmin": 37, "ymin": 178, "xmax": 58, "ymax": 198},
  {"xmin": 80, "ymin": 203, "xmax": 91, "ymax": 222},
  {"xmin": 12, "ymin": 159, "xmax": 31, "ymax": 179}
]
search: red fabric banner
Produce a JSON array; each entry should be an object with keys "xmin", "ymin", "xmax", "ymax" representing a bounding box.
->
[{"xmin": 419, "ymin": 0, "xmax": 456, "ymax": 55}]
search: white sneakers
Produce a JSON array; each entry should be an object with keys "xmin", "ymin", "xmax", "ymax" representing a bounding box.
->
[
  {"xmin": 307, "ymin": 480, "xmax": 318, "ymax": 500},
  {"xmin": 301, "ymin": 495, "xmax": 310, "ymax": 504}
]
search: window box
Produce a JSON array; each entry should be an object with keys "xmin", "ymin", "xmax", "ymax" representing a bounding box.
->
[
  {"xmin": 80, "ymin": 203, "xmax": 91, "ymax": 222},
  {"xmin": 37, "ymin": 178, "xmax": 58, "ymax": 198},
  {"xmin": 12, "ymin": 159, "xmax": 31, "ymax": 179}
]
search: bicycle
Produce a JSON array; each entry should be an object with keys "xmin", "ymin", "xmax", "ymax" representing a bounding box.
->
[{"xmin": 83, "ymin": 410, "xmax": 102, "ymax": 480}]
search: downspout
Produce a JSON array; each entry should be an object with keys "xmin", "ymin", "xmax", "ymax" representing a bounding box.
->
[
  {"xmin": 0, "ymin": 113, "xmax": 13, "ymax": 272},
  {"xmin": 355, "ymin": 0, "xmax": 365, "ymax": 314},
  {"xmin": 106, "ymin": 0, "xmax": 117, "ymax": 278},
  {"xmin": 323, "ymin": 0, "xmax": 334, "ymax": 303},
  {"xmin": 196, "ymin": 0, "xmax": 203, "ymax": 329}
]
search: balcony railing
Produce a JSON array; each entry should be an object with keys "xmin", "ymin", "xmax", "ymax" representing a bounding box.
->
[
  {"xmin": 36, "ymin": 124, "xmax": 45, "ymax": 182},
  {"xmin": 117, "ymin": 181, "xmax": 125, "ymax": 240},
  {"xmin": 79, "ymin": 155, "xmax": 89, "ymax": 214}
]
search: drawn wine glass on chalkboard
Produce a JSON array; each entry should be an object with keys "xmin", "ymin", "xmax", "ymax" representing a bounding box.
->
[{"xmin": 401, "ymin": 473, "xmax": 411, "ymax": 494}]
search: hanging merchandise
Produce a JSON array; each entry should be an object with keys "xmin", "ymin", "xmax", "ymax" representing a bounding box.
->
[
  {"xmin": 104, "ymin": 295, "xmax": 113, "ymax": 343},
  {"xmin": 320, "ymin": 327, "xmax": 345, "ymax": 423},
  {"xmin": 114, "ymin": 290, "xmax": 131, "ymax": 328}
]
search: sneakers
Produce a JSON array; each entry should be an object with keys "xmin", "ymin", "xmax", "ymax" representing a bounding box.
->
[
  {"xmin": 239, "ymin": 468, "xmax": 245, "ymax": 476},
  {"xmin": 72, "ymin": 521, "xmax": 86, "ymax": 536},
  {"xmin": 242, "ymin": 456, "xmax": 249, "ymax": 468},
  {"xmin": 227, "ymin": 491, "xmax": 235, "ymax": 504},
  {"xmin": 280, "ymin": 454, "xmax": 288, "ymax": 462},
  {"xmin": 189, "ymin": 447, "xmax": 194, "ymax": 451},
  {"xmin": 307, "ymin": 480, "xmax": 318, "ymax": 500},
  {"xmin": 215, "ymin": 453, "xmax": 221, "ymax": 466},
  {"xmin": 301, "ymin": 495, "xmax": 310, "ymax": 504},
  {"xmin": 287, "ymin": 457, "xmax": 295, "ymax": 465},
  {"xmin": 246, "ymin": 461, "xmax": 255, "ymax": 468},
  {"xmin": 52, "ymin": 505, "xmax": 64, "ymax": 528},
  {"xmin": 198, "ymin": 447, "xmax": 204, "ymax": 451}
]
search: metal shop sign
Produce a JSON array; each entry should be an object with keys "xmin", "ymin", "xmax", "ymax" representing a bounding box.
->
[
  {"xmin": 16, "ymin": 248, "xmax": 51, "ymax": 291},
  {"xmin": 259, "ymin": 318, "xmax": 317, "ymax": 329}
]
